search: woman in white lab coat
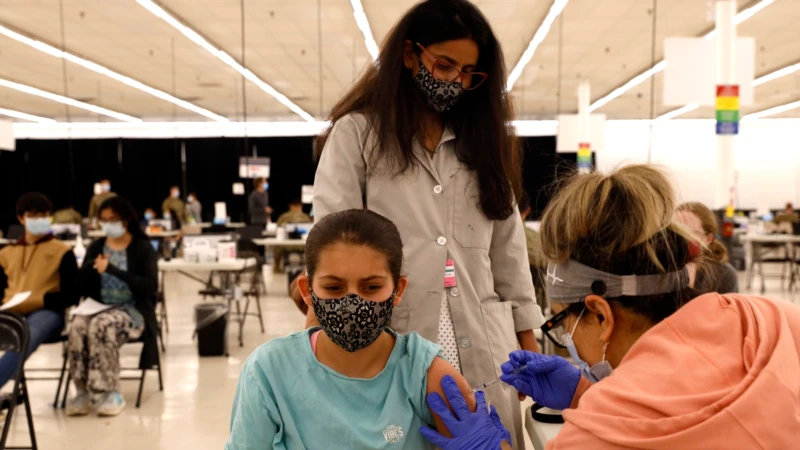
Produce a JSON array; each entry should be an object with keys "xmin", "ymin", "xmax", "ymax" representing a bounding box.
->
[{"xmin": 312, "ymin": 1, "xmax": 543, "ymax": 447}]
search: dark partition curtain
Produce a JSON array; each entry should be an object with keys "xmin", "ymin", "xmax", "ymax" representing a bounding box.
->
[{"xmin": 2, "ymin": 135, "xmax": 563, "ymax": 234}]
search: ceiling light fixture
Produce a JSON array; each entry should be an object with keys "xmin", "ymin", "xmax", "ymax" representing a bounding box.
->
[
  {"xmin": 589, "ymin": 0, "xmax": 774, "ymax": 112},
  {"xmin": 656, "ymin": 103, "xmax": 700, "ymax": 120},
  {"xmin": 507, "ymin": 0, "xmax": 569, "ymax": 91},
  {"xmin": 588, "ymin": 61, "xmax": 667, "ymax": 113},
  {"xmin": 136, "ymin": 0, "xmax": 314, "ymax": 122},
  {"xmin": 703, "ymin": 0, "xmax": 776, "ymax": 40},
  {"xmin": 0, "ymin": 78, "xmax": 141, "ymax": 122},
  {"xmin": 753, "ymin": 60, "xmax": 800, "ymax": 86},
  {"xmin": 0, "ymin": 24, "xmax": 228, "ymax": 122},
  {"xmin": 0, "ymin": 107, "xmax": 57, "ymax": 123},
  {"xmin": 349, "ymin": 0, "xmax": 379, "ymax": 62},
  {"xmin": 742, "ymin": 99, "xmax": 800, "ymax": 120},
  {"xmin": 12, "ymin": 120, "xmax": 559, "ymax": 139}
]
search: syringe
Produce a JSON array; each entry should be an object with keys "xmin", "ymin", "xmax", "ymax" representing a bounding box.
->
[{"xmin": 469, "ymin": 364, "xmax": 527, "ymax": 394}]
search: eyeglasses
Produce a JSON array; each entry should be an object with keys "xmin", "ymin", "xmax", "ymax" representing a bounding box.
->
[
  {"xmin": 540, "ymin": 308, "xmax": 571, "ymax": 349},
  {"xmin": 416, "ymin": 43, "xmax": 488, "ymax": 91}
]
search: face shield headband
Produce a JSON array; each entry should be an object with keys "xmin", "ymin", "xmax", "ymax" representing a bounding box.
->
[{"xmin": 545, "ymin": 259, "xmax": 690, "ymax": 304}]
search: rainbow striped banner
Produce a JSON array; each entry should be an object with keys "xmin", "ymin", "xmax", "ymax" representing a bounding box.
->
[
  {"xmin": 577, "ymin": 142, "xmax": 592, "ymax": 173},
  {"xmin": 716, "ymin": 85, "xmax": 739, "ymax": 135}
]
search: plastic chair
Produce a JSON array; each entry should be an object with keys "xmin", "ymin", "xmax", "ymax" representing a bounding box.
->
[{"xmin": 0, "ymin": 312, "xmax": 37, "ymax": 450}]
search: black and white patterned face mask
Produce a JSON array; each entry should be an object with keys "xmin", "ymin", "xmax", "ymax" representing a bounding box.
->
[
  {"xmin": 414, "ymin": 57, "xmax": 464, "ymax": 113},
  {"xmin": 311, "ymin": 291, "xmax": 395, "ymax": 352}
]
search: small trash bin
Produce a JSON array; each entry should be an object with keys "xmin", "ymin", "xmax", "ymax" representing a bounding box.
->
[{"xmin": 195, "ymin": 303, "xmax": 229, "ymax": 357}]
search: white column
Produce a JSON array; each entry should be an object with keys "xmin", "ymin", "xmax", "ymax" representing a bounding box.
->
[
  {"xmin": 715, "ymin": 0, "xmax": 737, "ymax": 210},
  {"xmin": 577, "ymin": 80, "xmax": 592, "ymax": 173}
]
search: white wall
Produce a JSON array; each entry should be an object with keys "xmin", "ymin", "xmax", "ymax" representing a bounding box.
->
[{"xmin": 600, "ymin": 119, "xmax": 800, "ymax": 211}]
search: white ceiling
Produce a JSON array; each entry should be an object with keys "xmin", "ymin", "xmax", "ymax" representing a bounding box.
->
[{"xmin": 0, "ymin": 0, "xmax": 797, "ymax": 123}]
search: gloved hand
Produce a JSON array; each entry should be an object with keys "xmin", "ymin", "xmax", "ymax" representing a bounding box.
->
[
  {"xmin": 420, "ymin": 375, "xmax": 511, "ymax": 450},
  {"xmin": 500, "ymin": 350, "xmax": 580, "ymax": 410}
]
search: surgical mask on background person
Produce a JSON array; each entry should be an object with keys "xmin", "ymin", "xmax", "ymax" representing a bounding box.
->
[
  {"xmin": 144, "ymin": 212, "xmax": 154, "ymax": 221},
  {"xmin": 25, "ymin": 217, "xmax": 52, "ymax": 236},
  {"xmin": 102, "ymin": 183, "xmax": 111, "ymax": 193},
  {"xmin": 563, "ymin": 307, "xmax": 614, "ymax": 383},
  {"xmin": 311, "ymin": 291, "xmax": 395, "ymax": 352},
  {"xmin": 171, "ymin": 190, "xmax": 180, "ymax": 198},
  {"xmin": 164, "ymin": 212, "xmax": 172, "ymax": 220},
  {"xmin": 262, "ymin": 182, "xmax": 269, "ymax": 191},
  {"xmin": 101, "ymin": 221, "xmax": 126, "ymax": 239},
  {"xmin": 414, "ymin": 57, "xmax": 464, "ymax": 112},
  {"xmin": 187, "ymin": 196, "xmax": 195, "ymax": 203}
]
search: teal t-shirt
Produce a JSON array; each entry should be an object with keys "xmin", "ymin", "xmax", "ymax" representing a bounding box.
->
[{"xmin": 226, "ymin": 328, "xmax": 442, "ymax": 450}]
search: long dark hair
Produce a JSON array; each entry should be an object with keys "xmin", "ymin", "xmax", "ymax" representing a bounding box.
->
[
  {"xmin": 318, "ymin": 0, "xmax": 521, "ymax": 220},
  {"xmin": 305, "ymin": 209, "xmax": 404, "ymax": 284},
  {"xmin": 98, "ymin": 196, "xmax": 146, "ymax": 239}
]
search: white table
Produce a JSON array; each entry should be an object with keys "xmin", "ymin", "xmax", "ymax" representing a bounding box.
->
[
  {"xmin": 158, "ymin": 257, "xmax": 256, "ymax": 272},
  {"xmin": 252, "ymin": 238, "xmax": 306, "ymax": 249},
  {"xmin": 158, "ymin": 257, "xmax": 260, "ymax": 347},
  {"xmin": 525, "ymin": 405, "xmax": 563, "ymax": 450},
  {"xmin": 89, "ymin": 230, "xmax": 180, "ymax": 239},
  {"xmin": 740, "ymin": 234, "xmax": 800, "ymax": 292},
  {"xmin": 198, "ymin": 222, "xmax": 246, "ymax": 229}
]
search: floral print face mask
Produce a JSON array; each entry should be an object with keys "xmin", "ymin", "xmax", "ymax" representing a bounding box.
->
[
  {"xmin": 414, "ymin": 57, "xmax": 464, "ymax": 113},
  {"xmin": 311, "ymin": 291, "xmax": 395, "ymax": 352}
]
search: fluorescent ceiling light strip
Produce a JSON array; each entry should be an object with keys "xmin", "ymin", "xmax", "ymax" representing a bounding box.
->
[
  {"xmin": 507, "ymin": 0, "xmax": 569, "ymax": 91},
  {"xmin": 742, "ymin": 99, "xmax": 800, "ymax": 120},
  {"xmin": 0, "ymin": 78, "xmax": 141, "ymax": 122},
  {"xmin": 0, "ymin": 24, "xmax": 228, "ymax": 122},
  {"xmin": 349, "ymin": 0, "xmax": 379, "ymax": 62},
  {"xmin": 753, "ymin": 61, "xmax": 800, "ymax": 86},
  {"xmin": 136, "ymin": 0, "xmax": 314, "ymax": 122},
  {"xmin": 12, "ymin": 120, "xmax": 559, "ymax": 139},
  {"xmin": 704, "ymin": 0, "xmax": 775, "ymax": 40},
  {"xmin": 588, "ymin": 61, "xmax": 667, "ymax": 113},
  {"xmin": 0, "ymin": 107, "xmax": 57, "ymax": 123},
  {"xmin": 656, "ymin": 103, "xmax": 699, "ymax": 120},
  {"xmin": 590, "ymin": 0, "xmax": 773, "ymax": 112}
]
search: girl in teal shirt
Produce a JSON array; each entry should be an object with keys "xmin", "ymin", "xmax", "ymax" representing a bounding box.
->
[{"xmin": 226, "ymin": 209, "xmax": 511, "ymax": 449}]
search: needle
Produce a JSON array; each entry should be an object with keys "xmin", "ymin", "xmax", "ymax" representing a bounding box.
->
[{"xmin": 469, "ymin": 364, "xmax": 527, "ymax": 394}]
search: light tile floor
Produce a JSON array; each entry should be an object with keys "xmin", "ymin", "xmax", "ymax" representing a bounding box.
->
[{"xmin": 2, "ymin": 267, "xmax": 798, "ymax": 449}]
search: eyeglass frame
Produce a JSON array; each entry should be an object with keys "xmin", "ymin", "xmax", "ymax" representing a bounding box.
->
[
  {"xmin": 415, "ymin": 43, "xmax": 488, "ymax": 91},
  {"xmin": 540, "ymin": 307, "xmax": 574, "ymax": 349}
]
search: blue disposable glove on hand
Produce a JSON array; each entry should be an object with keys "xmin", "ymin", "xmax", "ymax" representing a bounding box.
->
[
  {"xmin": 420, "ymin": 375, "xmax": 511, "ymax": 450},
  {"xmin": 500, "ymin": 350, "xmax": 580, "ymax": 410}
]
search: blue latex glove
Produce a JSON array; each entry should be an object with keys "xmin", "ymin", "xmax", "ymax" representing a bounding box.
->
[
  {"xmin": 500, "ymin": 350, "xmax": 580, "ymax": 410},
  {"xmin": 420, "ymin": 375, "xmax": 511, "ymax": 450}
]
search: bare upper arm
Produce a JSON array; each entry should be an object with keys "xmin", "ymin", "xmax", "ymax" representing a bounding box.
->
[{"xmin": 425, "ymin": 356, "xmax": 476, "ymax": 438}]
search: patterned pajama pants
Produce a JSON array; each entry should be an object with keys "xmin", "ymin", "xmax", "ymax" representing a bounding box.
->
[{"xmin": 68, "ymin": 309, "xmax": 143, "ymax": 394}]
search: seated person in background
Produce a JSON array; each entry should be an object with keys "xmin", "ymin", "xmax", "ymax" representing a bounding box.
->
[
  {"xmin": 0, "ymin": 193, "xmax": 78, "ymax": 388},
  {"xmin": 68, "ymin": 196, "xmax": 158, "ymax": 417},
  {"xmin": 140, "ymin": 208, "xmax": 156, "ymax": 230},
  {"xmin": 774, "ymin": 202, "xmax": 799, "ymax": 226},
  {"xmin": 88, "ymin": 178, "xmax": 115, "ymax": 223},
  {"xmin": 161, "ymin": 185, "xmax": 186, "ymax": 224},
  {"xmin": 53, "ymin": 204, "xmax": 82, "ymax": 224},
  {"xmin": 276, "ymin": 198, "xmax": 311, "ymax": 226},
  {"xmin": 186, "ymin": 192, "xmax": 202, "ymax": 223},
  {"xmin": 273, "ymin": 199, "xmax": 313, "ymax": 273},
  {"xmin": 226, "ymin": 209, "xmax": 510, "ymax": 450},
  {"xmin": 675, "ymin": 202, "xmax": 739, "ymax": 293},
  {"xmin": 518, "ymin": 192, "xmax": 546, "ymax": 309}
]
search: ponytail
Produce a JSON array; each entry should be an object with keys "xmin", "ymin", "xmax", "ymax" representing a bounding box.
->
[{"xmin": 708, "ymin": 238, "xmax": 729, "ymax": 263}]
